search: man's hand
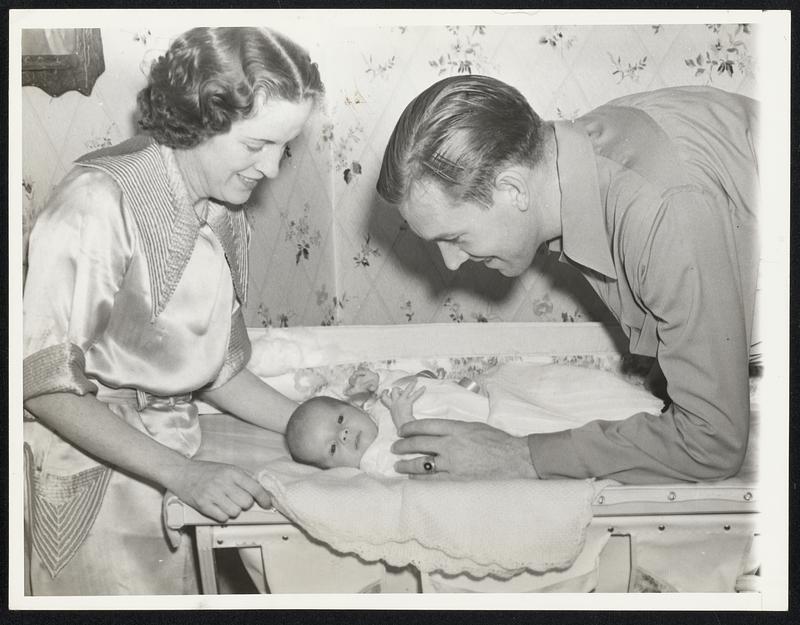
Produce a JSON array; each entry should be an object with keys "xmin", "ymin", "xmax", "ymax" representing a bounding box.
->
[
  {"xmin": 380, "ymin": 378, "xmax": 425, "ymax": 429},
  {"xmin": 391, "ymin": 419, "xmax": 539, "ymax": 480},
  {"xmin": 167, "ymin": 459, "xmax": 272, "ymax": 522}
]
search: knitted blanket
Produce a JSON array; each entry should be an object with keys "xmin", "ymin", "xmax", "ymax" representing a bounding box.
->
[{"xmin": 258, "ymin": 459, "xmax": 606, "ymax": 578}]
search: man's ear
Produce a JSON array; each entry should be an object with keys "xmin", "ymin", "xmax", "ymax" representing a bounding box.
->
[{"xmin": 493, "ymin": 169, "xmax": 529, "ymax": 212}]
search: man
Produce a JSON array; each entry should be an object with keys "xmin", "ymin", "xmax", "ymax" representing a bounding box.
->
[{"xmin": 376, "ymin": 75, "xmax": 759, "ymax": 484}]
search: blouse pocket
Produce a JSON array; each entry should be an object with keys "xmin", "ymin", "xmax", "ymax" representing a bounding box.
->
[{"xmin": 28, "ymin": 460, "xmax": 112, "ymax": 579}]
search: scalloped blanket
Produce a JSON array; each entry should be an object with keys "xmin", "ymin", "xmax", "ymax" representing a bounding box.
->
[{"xmin": 257, "ymin": 459, "xmax": 605, "ymax": 578}]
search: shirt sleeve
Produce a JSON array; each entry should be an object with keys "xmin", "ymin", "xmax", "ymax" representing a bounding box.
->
[
  {"xmin": 23, "ymin": 167, "xmax": 133, "ymax": 401},
  {"xmin": 528, "ymin": 188, "xmax": 751, "ymax": 483}
]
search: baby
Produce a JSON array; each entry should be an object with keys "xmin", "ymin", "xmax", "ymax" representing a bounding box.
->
[
  {"xmin": 286, "ymin": 363, "xmax": 668, "ymax": 478},
  {"xmin": 285, "ymin": 368, "xmax": 487, "ymax": 476}
]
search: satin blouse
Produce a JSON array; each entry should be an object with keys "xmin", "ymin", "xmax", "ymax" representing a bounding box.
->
[{"xmin": 23, "ymin": 142, "xmax": 249, "ymax": 407}]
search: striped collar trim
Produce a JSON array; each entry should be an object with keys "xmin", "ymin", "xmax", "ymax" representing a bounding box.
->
[{"xmin": 78, "ymin": 138, "xmax": 249, "ymax": 319}]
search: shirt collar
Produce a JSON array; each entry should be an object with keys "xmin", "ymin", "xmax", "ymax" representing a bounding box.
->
[
  {"xmin": 159, "ymin": 144, "xmax": 249, "ymax": 309},
  {"xmin": 549, "ymin": 120, "xmax": 617, "ymax": 280},
  {"xmin": 78, "ymin": 137, "xmax": 249, "ymax": 318}
]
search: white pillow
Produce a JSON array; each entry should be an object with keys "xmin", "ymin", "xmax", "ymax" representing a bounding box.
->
[
  {"xmin": 484, "ymin": 363, "xmax": 664, "ymax": 436},
  {"xmin": 248, "ymin": 329, "xmax": 354, "ymax": 378}
]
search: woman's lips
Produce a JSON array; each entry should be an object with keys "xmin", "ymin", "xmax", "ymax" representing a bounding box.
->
[{"xmin": 238, "ymin": 173, "xmax": 260, "ymax": 189}]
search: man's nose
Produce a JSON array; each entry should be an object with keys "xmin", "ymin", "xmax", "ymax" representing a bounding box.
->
[{"xmin": 438, "ymin": 242, "xmax": 469, "ymax": 270}]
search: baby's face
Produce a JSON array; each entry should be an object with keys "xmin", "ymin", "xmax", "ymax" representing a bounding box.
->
[{"xmin": 297, "ymin": 400, "xmax": 378, "ymax": 469}]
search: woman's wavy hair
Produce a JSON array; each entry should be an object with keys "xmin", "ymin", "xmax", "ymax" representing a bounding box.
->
[
  {"xmin": 137, "ymin": 27, "xmax": 324, "ymax": 149},
  {"xmin": 376, "ymin": 75, "xmax": 545, "ymax": 207}
]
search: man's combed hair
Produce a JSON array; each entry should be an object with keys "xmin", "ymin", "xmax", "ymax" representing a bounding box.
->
[
  {"xmin": 137, "ymin": 27, "xmax": 324, "ymax": 149},
  {"xmin": 376, "ymin": 75, "xmax": 545, "ymax": 207}
]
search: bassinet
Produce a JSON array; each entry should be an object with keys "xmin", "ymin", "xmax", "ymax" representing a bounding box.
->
[{"xmin": 165, "ymin": 322, "xmax": 761, "ymax": 594}]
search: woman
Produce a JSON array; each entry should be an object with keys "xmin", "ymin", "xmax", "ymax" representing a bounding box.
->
[{"xmin": 22, "ymin": 26, "xmax": 323, "ymax": 595}]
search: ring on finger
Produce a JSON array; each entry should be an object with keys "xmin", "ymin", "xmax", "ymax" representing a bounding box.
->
[{"xmin": 423, "ymin": 457, "xmax": 437, "ymax": 474}]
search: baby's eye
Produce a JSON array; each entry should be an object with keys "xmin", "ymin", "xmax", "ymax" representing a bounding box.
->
[
  {"xmin": 337, "ymin": 414, "xmax": 344, "ymax": 424},
  {"xmin": 329, "ymin": 443, "xmax": 337, "ymax": 456}
]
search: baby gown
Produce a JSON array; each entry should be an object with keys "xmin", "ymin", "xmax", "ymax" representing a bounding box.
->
[{"xmin": 359, "ymin": 378, "xmax": 489, "ymax": 478}]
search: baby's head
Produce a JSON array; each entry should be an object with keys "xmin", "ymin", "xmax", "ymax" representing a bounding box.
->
[{"xmin": 286, "ymin": 396, "xmax": 379, "ymax": 469}]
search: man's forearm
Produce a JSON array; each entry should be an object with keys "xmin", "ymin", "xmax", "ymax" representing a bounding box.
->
[{"xmin": 527, "ymin": 400, "xmax": 748, "ymax": 484}]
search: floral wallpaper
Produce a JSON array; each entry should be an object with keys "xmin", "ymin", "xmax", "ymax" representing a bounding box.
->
[
  {"xmin": 20, "ymin": 21, "xmax": 759, "ymax": 327},
  {"xmin": 321, "ymin": 22, "xmax": 758, "ymax": 326}
]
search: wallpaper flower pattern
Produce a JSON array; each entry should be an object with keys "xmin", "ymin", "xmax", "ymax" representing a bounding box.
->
[{"xmin": 21, "ymin": 22, "xmax": 759, "ymax": 327}]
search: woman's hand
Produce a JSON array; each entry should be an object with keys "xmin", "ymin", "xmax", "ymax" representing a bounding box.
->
[
  {"xmin": 380, "ymin": 378, "xmax": 425, "ymax": 429},
  {"xmin": 391, "ymin": 419, "xmax": 539, "ymax": 480},
  {"xmin": 26, "ymin": 392, "xmax": 272, "ymax": 521},
  {"xmin": 167, "ymin": 459, "xmax": 273, "ymax": 523}
]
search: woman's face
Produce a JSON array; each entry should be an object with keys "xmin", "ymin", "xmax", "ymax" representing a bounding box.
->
[{"xmin": 186, "ymin": 95, "xmax": 314, "ymax": 205}]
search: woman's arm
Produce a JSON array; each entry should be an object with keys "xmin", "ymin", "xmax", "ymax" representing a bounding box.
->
[
  {"xmin": 200, "ymin": 367, "xmax": 297, "ymax": 434},
  {"xmin": 25, "ymin": 392, "xmax": 271, "ymax": 522}
]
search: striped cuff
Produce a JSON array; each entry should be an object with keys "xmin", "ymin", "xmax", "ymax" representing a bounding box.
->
[
  {"xmin": 23, "ymin": 343, "xmax": 98, "ymax": 402},
  {"xmin": 207, "ymin": 309, "xmax": 252, "ymax": 390}
]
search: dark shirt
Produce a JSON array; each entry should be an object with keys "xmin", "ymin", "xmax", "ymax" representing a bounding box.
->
[{"xmin": 528, "ymin": 86, "xmax": 759, "ymax": 484}]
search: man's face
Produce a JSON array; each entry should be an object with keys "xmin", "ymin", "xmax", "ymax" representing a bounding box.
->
[
  {"xmin": 399, "ymin": 181, "xmax": 540, "ymax": 277},
  {"xmin": 295, "ymin": 400, "xmax": 379, "ymax": 469}
]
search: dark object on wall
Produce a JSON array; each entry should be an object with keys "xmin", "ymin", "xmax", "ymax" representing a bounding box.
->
[{"xmin": 22, "ymin": 28, "xmax": 105, "ymax": 97}]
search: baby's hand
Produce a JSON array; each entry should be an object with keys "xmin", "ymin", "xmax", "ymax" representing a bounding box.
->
[
  {"xmin": 344, "ymin": 366, "xmax": 379, "ymax": 397},
  {"xmin": 380, "ymin": 379, "xmax": 425, "ymax": 429}
]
